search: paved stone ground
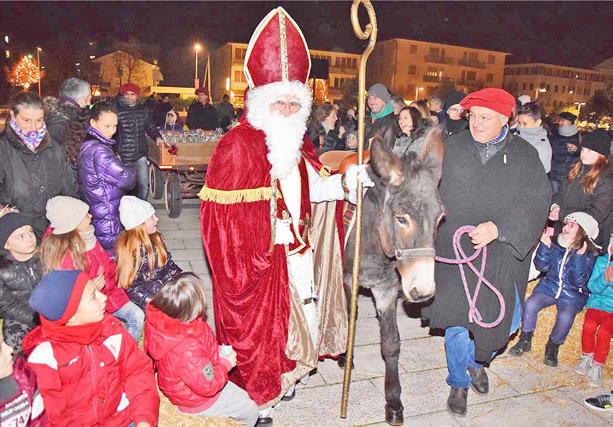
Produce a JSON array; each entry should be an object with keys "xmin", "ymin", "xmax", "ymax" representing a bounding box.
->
[{"xmin": 154, "ymin": 199, "xmax": 612, "ymax": 427}]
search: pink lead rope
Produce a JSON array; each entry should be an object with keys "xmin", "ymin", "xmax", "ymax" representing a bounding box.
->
[{"xmin": 434, "ymin": 225, "xmax": 506, "ymax": 328}]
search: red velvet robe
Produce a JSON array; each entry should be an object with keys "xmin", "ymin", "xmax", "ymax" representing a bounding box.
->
[{"xmin": 199, "ymin": 120, "xmax": 327, "ymax": 405}]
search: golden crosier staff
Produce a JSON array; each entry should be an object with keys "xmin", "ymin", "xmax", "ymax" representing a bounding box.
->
[{"xmin": 341, "ymin": 0, "xmax": 377, "ymax": 419}]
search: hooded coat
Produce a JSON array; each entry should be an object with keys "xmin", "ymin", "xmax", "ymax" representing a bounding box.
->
[
  {"xmin": 23, "ymin": 315, "xmax": 159, "ymax": 427},
  {"xmin": 422, "ymin": 129, "xmax": 552, "ymax": 361},
  {"xmin": 78, "ymin": 129, "xmax": 136, "ymax": 251},
  {"xmin": 532, "ymin": 239, "xmax": 597, "ymax": 310},
  {"xmin": 0, "ymin": 126, "xmax": 77, "ymax": 239},
  {"xmin": 144, "ymin": 305, "xmax": 232, "ymax": 413}
]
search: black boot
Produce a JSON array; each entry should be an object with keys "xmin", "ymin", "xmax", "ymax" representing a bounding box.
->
[
  {"xmin": 447, "ymin": 387, "xmax": 468, "ymax": 416},
  {"xmin": 509, "ymin": 330, "xmax": 533, "ymax": 357},
  {"xmin": 544, "ymin": 339, "xmax": 560, "ymax": 367}
]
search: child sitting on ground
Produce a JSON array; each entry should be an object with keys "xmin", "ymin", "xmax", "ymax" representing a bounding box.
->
[
  {"xmin": 41, "ymin": 196, "xmax": 144, "ymax": 342},
  {"xmin": 0, "ymin": 207, "xmax": 42, "ymax": 354},
  {"xmin": 116, "ymin": 196, "xmax": 182, "ymax": 311},
  {"xmin": 510, "ymin": 212, "xmax": 599, "ymax": 366},
  {"xmin": 145, "ymin": 272, "xmax": 258, "ymax": 426},
  {"xmin": 0, "ymin": 332, "xmax": 47, "ymax": 426},
  {"xmin": 574, "ymin": 234, "xmax": 612, "ymax": 386},
  {"xmin": 23, "ymin": 270, "xmax": 159, "ymax": 427}
]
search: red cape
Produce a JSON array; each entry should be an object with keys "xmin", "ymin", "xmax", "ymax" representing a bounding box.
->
[{"xmin": 199, "ymin": 120, "xmax": 322, "ymax": 404}]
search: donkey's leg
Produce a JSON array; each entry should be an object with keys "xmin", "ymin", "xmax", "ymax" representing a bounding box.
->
[{"xmin": 372, "ymin": 286, "xmax": 404, "ymax": 426}]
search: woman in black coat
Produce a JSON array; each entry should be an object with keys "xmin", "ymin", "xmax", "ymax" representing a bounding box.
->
[
  {"xmin": 307, "ymin": 104, "xmax": 346, "ymax": 154},
  {"xmin": 550, "ymin": 129, "xmax": 612, "ymax": 247}
]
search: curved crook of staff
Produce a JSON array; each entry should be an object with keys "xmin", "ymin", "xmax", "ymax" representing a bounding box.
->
[{"xmin": 341, "ymin": 0, "xmax": 377, "ymax": 419}]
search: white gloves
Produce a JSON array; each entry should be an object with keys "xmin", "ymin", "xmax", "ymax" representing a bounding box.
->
[
  {"xmin": 343, "ymin": 164, "xmax": 374, "ymax": 204},
  {"xmin": 274, "ymin": 218, "xmax": 295, "ymax": 245}
]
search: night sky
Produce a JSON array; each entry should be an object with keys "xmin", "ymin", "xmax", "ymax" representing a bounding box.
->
[{"xmin": 2, "ymin": 1, "xmax": 612, "ymax": 86}]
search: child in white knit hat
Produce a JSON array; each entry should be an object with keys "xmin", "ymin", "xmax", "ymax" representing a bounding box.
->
[
  {"xmin": 116, "ymin": 196, "xmax": 182, "ymax": 311},
  {"xmin": 41, "ymin": 196, "xmax": 145, "ymax": 342}
]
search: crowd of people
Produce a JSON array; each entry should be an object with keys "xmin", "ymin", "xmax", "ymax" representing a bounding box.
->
[{"xmin": 0, "ymin": 6, "xmax": 611, "ymax": 427}]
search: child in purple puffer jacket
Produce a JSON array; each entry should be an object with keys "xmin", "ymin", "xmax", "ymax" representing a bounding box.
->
[{"xmin": 77, "ymin": 102, "xmax": 136, "ymax": 253}]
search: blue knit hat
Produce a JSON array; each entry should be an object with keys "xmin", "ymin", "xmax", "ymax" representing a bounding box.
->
[{"xmin": 29, "ymin": 270, "xmax": 91, "ymax": 324}]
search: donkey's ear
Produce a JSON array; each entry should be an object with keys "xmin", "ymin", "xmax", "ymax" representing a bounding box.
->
[
  {"xmin": 416, "ymin": 126, "xmax": 445, "ymax": 182},
  {"xmin": 369, "ymin": 136, "xmax": 403, "ymax": 186}
]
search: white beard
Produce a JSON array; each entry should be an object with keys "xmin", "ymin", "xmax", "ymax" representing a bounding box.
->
[{"xmin": 246, "ymin": 81, "xmax": 312, "ymax": 180}]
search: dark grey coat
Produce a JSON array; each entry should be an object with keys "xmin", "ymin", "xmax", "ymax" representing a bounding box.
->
[{"xmin": 422, "ymin": 129, "xmax": 551, "ymax": 361}]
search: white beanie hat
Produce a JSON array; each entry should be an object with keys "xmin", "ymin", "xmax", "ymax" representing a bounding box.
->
[
  {"xmin": 46, "ymin": 196, "xmax": 89, "ymax": 235},
  {"xmin": 119, "ymin": 196, "xmax": 156, "ymax": 230},
  {"xmin": 564, "ymin": 212, "xmax": 599, "ymax": 243},
  {"xmin": 517, "ymin": 95, "xmax": 531, "ymax": 105}
]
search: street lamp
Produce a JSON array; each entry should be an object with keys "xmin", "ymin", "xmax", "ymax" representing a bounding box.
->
[
  {"xmin": 36, "ymin": 47, "xmax": 42, "ymax": 96},
  {"xmin": 415, "ymin": 86, "xmax": 424, "ymax": 101},
  {"xmin": 194, "ymin": 43, "xmax": 202, "ymax": 83}
]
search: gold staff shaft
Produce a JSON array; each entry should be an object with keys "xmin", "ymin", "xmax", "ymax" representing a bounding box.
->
[{"xmin": 341, "ymin": 0, "xmax": 377, "ymax": 419}]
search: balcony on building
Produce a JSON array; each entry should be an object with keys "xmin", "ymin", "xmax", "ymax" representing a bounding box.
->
[
  {"xmin": 457, "ymin": 79, "xmax": 484, "ymax": 89},
  {"xmin": 424, "ymin": 54, "xmax": 453, "ymax": 65},
  {"xmin": 459, "ymin": 58, "xmax": 486, "ymax": 69}
]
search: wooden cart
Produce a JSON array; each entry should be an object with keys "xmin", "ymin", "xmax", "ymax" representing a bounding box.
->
[{"xmin": 147, "ymin": 130, "xmax": 220, "ymax": 218}]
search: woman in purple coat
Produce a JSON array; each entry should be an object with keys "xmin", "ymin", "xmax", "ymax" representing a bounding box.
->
[{"xmin": 78, "ymin": 102, "xmax": 136, "ymax": 252}]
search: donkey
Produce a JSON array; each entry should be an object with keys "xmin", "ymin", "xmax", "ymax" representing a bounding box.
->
[{"xmin": 343, "ymin": 127, "xmax": 445, "ymax": 426}]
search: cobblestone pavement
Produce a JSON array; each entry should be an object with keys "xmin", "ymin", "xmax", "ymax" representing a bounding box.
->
[{"xmin": 155, "ymin": 199, "xmax": 611, "ymax": 427}]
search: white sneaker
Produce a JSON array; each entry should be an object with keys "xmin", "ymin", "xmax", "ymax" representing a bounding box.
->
[
  {"xmin": 587, "ymin": 363, "xmax": 603, "ymax": 387},
  {"xmin": 574, "ymin": 353, "xmax": 593, "ymax": 376}
]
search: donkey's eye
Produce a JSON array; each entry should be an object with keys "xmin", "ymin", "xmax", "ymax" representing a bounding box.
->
[{"xmin": 396, "ymin": 216, "xmax": 410, "ymax": 226}]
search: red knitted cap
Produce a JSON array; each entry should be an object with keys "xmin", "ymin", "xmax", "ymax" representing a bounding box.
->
[{"xmin": 460, "ymin": 88, "xmax": 516, "ymax": 118}]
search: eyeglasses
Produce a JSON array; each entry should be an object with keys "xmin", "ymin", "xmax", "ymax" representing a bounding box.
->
[
  {"xmin": 272, "ymin": 100, "xmax": 302, "ymax": 112},
  {"xmin": 467, "ymin": 112, "xmax": 496, "ymax": 122}
]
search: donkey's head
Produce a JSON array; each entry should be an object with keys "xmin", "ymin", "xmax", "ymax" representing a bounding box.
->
[{"xmin": 369, "ymin": 127, "xmax": 445, "ymax": 302}]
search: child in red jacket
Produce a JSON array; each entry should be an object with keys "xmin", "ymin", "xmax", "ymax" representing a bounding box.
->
[
  {"xmin": 41, "ymin": 196, "xmax": 144, "ymax": 342},
  {"xmin": 23, "ymin": 270, "xmax": 159, "ymax": 427},
  {"xmin": 0, "ymin": 332, "xmax": 47, "ymax": 426},
  {"xmin": 145, "ymin": 272, "xmax": 258, "ymax": 426}
]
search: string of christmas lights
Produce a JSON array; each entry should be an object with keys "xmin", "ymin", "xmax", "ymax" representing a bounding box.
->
[{"xmin": 8, "ymin": 55, "xmax": 42, "ymax": 89}]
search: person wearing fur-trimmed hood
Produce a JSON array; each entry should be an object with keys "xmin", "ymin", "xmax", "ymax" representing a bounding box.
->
[{"xmin": 199, "ymin": 7, "xmax": 372, "ymax": 424}]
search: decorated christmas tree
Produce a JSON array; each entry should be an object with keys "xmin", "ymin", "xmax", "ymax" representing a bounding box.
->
[{"xmin": 7, "ymin": 55, "xmax": 42, "ymax": 90}]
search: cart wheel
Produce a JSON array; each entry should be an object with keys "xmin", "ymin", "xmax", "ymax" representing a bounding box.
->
[
  {"xmin": 149, "ymin": 164, "xmax": 164, "ymax": 200},
  {"xmin": 164, "ymin": 172, "xmax": 182, "ymax": 218}
]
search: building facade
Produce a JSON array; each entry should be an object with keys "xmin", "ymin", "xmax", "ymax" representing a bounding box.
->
[
  {"xmin": 210, "ymin": 42, "xmax": 360, "ymax": 107},
  {"xmin": 93, "ymin": 50, "xmax": 164, "ymax": 95},
  {"xmin": 503, "ymin": 63, "xmax": 607, "ymax": 112},
  {"xmin": 366, "ymin": 38, "xmax": 508, "ymax": 101}
]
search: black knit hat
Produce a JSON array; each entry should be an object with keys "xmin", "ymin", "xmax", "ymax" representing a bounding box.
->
[
  {"xmin": 0, "ymin": 212, "xmax": 30, "ymax": 248},
  {"xmin": 581, "ymin": 129, "xmax": 611, "ymax": 157},
  {"xmin": 444, "ymin": 90, "xmax": 466, "ymax": 111},
  {"xmin": 559, "ymin": 112, "xmax": 577, "ymax": 124}
]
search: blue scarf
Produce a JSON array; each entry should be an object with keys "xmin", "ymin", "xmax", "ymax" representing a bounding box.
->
[{"xmin": 371, "ymin": 102, "xmax": 394, "ymax": 120}]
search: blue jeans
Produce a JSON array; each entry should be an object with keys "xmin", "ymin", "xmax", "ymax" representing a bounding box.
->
[
  {"xmin": 521, "ymin": 290, "xmax": 582, "ymax": 345},
  {"xmin": 126, "ymin": 156, "xmax": 149, "ymax": 200},
  {"xmin": 444, "ymin": 287, "xmax": 522, "ymax": 389},
  {"xmin": 113, "ymin": 301, "xmax": 145, "ymax": 343}
]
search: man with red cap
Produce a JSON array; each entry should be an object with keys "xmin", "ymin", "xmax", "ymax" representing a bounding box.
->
[
  {"xmin": 186, "ymin": 87, "xmax": 218, "ymax": 131},
  {"xmin": 115, "ymin": 83, "xmax": 164, "ymax": 200},
  {"xmin": 199, "ymin": 7, "xmax": 371, "ymax": 424},
  {"xmin": 422, "ymin": 88, "xmax": 551, "ymax": 416}
]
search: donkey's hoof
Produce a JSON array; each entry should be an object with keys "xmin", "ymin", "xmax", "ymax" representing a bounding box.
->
[
  {"xmin": 337, "ymin": 354, "xmax": 354, "ymax": 370},
  {"xmin": 385, "ymin": 405, "xmax": 404, "ymax": 426}
]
